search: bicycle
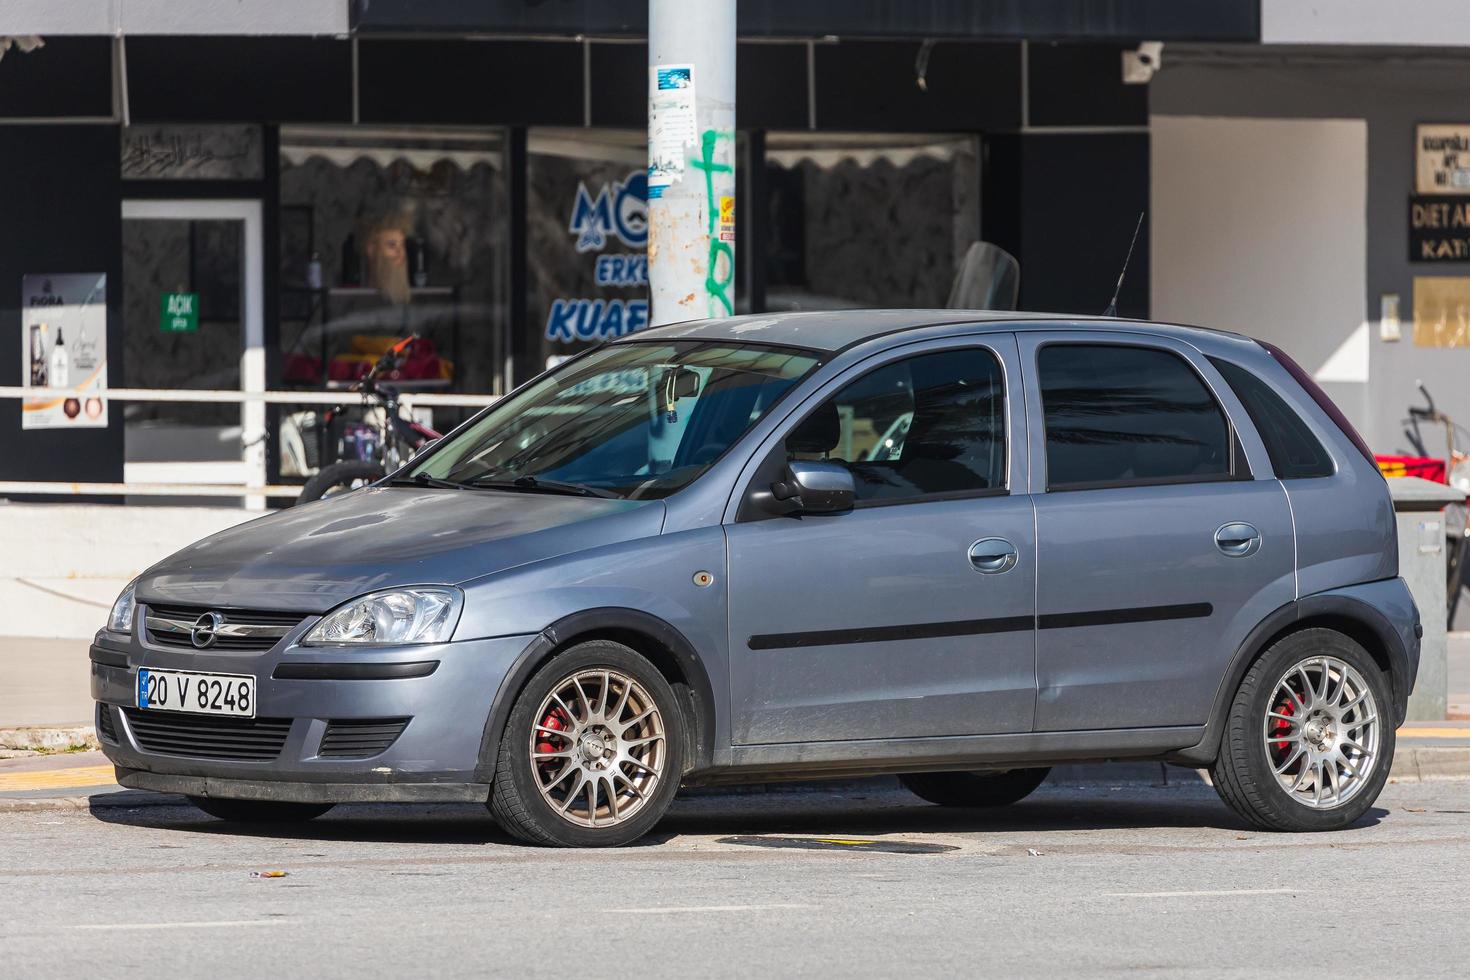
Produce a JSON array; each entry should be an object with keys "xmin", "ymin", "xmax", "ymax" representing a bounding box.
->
[{"xmin": 295, "ymin": 334, "xmax": 442, "ymax": 503}]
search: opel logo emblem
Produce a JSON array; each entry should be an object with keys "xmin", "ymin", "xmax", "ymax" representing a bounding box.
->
[{"xmin": 191, "ymin": 612, "xmax": 224, "ymax": 649}]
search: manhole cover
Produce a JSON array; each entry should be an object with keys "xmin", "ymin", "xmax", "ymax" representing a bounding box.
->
[{"xmin": 717, "ymin": 836, "xmax": 957, "ymax": 854}]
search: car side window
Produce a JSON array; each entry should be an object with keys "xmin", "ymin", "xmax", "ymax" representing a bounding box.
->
[
  {"xmin": 1208, "ymin": 356, "xmax": 1335, "ymax": 480},
  {"xmin": 1039, "ymin": 343, "xmax": 1240, "ymax": 490},
  {"xmin": 785, "ymin": 348, "xmax": 1006, "ymax": 503}
]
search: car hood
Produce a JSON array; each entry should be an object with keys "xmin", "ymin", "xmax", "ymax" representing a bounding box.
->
[{"xmin": 136, "ymin": 487, "xmax": 666, "ymax": 613}]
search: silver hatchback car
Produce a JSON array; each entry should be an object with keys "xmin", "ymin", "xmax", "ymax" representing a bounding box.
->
[{"xmin": 93, "ymin": 312, "xmax": 1419, "ymax": 846}]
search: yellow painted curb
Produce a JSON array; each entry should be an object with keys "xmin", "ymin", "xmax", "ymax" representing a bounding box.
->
[{"xmin": 0, "ymin": 765, "xmax": 116, "ymax": 792}]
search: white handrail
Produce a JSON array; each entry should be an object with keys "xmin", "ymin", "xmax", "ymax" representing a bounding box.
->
[
  {"xmin": 0, "ymin": 386, "xmax": 500, "ymax": 408},
  {"xmin": 0, "ymin": 385, "xmax": 501, "ymax": 502},
  {"xmin": 0, "ymin": 481, "xmax": 305, "ymax": 499}
]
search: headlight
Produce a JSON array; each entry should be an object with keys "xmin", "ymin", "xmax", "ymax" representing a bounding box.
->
[
  {"xmin": 302, "ymin": 587, "xmax": 462, "ymax": 646},
  {"xmin": 107, "ymin": 580, "xmax": 137, "ymax": 634}
]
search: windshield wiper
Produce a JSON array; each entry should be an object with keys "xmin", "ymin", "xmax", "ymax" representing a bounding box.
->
[
  {"xmin": 470, "ymin": 474, "xmax": 621, "ymax": 499},
  {"xmin": 389, "ymin": 473, "xmax": 479, "ymax": 491}
]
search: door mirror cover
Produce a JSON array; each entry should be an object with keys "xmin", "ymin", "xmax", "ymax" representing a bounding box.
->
[
  {"xmin": 776, "ymin": 460, "xmax": 856, "ymax": 514},
  {"xmin": 410, "ymin": 437, "xmax": 440, "ymax": 461}
]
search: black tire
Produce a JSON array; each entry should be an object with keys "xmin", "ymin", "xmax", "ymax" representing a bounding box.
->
[
  {"xmin": 298, "ymin": 461, "xmax": 385, "ymax": 503},
  {"xmin": 187, "ymin": 796, "xmax": 335, "ymax": 823},
  {"xmin": 1210, "ymin": 628, "xmax": 1395, "ymax": 832},
  {"xmin": 899, "ymin": 767, "xmax": 1051, "ymax": 807},
  {"xmin": 488, "ymin": 640, "xmax": 684, "ymax": 847}
]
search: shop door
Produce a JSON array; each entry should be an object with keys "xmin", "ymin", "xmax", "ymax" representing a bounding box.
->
[{"xmin": 121, "ymin": 200, "xmax": 265, "ymax": 508}]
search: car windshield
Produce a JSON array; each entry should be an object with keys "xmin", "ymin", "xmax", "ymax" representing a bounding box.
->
[{"xmin": 407, "ymin": 341, "xmax": 820, "ymax": 500}]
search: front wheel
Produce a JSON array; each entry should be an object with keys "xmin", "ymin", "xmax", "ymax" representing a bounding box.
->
[
  {"xmin": 187, "ymin": 797, "xmax": 335, "ymax": 823},
  {"xmin": 297, "ymin": 461, "xmax": 385, "ymax": 503},
  {"xmin": 899, "ymin": 767, "xmax": 1051, "ymax": 807},
  {"xmin": 488, "ymin": 641, "xmax": 683, "ymax": 847},
  {"xmin": 1210, "ymin": 629, "xmax": 1393, "ymax": 832}
]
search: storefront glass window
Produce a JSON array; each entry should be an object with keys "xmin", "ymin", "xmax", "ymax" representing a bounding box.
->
[
  {"xmin": 763, "ymin": 133, "xmax": 979, "ymax": 311},
  {"xmin": 276, "ymin": 126, "xmax": 508, "ymax": 479},
  {"xmin": 527, "ymin": 129, "xmax": 649, "ymax": 373}
]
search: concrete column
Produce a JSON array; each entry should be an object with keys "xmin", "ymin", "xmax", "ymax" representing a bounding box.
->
[{"xmin": 647, "ymin": 0, "xmax": 736, "ymax": 325}]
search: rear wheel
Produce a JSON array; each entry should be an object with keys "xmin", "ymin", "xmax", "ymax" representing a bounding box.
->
[
  {"xmin": 187, "ymin": 797, "xmax": 335, "ymax": 823},
  {"xmin": 488, "ymin": 641, "xmax": 683, "ymax": 847},
  {"xmin": 1211, "ymin": 629, "xmax": 1393, "ymax": 832},
  {"xmin": 899, "ymin": 767, "xmax": 1051, "ymax": 807}
]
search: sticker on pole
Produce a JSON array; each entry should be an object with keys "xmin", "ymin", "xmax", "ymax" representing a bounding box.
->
[
  {"xmin": 648, "ymin": 64, "xmax": 696, "ymax": 200},
  {"xmin": 718, "ymin": 196, "xmax": 736, "ymax": 242}
]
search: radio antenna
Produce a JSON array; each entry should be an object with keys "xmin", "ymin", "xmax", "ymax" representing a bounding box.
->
[{"xmin": 1103, "ymin": 212, "xmax": 1145, "ymax": 317}]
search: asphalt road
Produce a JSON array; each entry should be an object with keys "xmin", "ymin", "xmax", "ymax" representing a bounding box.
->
[{"xmin": 2, "ymin": 778, "xmax": 1469, "ymax": 978}]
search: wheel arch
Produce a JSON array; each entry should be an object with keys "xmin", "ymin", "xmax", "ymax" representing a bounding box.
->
[
  {"xmin": 473, "ymin": 608, "xmax": 717, "ymax": 782},
  {"xmin": 1171, "ymin": 590, "xmax": 1414, "ymax": 766}
]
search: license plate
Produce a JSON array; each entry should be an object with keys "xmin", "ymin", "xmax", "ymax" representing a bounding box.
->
[{"xmin": 136, "ymin": 668, "xmax": 256, "ymax": 719}]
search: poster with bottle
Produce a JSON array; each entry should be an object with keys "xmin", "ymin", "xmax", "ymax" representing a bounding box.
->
[{"xmin": 21, "ymin": 273, "xmax": 108, "ymax": 429}]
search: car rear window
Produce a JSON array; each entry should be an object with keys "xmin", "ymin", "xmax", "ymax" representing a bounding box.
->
[
  {"xmin": 1256, "ymin": 339, "xmax": 1377, "ymax": 466},
  {"xmin": 1038, "ymin": 344, "xmax": 1238, "ymax": 490},
  {"xmin": 1209, "ymin": 357, "xmax": 1335, "ymax": 480}
]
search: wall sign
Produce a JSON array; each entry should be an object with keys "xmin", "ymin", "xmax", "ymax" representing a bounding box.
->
[
  {"xmin": 21, "ymin": 274, "xmax": 108, "ymax": 429},
  {"xmin": 160, "ymin": 292, "xmax": 200, "ymax": 333},
  {"xmin": 1416, "ymin": 124, "xmax": 1470, "ymax": 194},
  {"xmin": 546, "ymin": 169, "xmax": 650, "ymax": 344},
  {"xmin": 1413, "ymin": 276, "xmax": 1470, "ymax": 347},
  {"xmin": 1409, "ymin": 195, "xmax": 1470, "ymax": 262},
  {"xmin": 121, "ymin": 124, "xmax": 263, "ymax": 181}
]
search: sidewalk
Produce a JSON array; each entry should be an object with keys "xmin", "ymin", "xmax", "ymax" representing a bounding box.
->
[{"xmin": 0, "ymin": 636, "xmax": 93, "ymax": 730}]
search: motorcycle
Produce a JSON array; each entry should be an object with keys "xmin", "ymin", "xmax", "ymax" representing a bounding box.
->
[{"xmin": 1380, "ymin": 383, "xmax": 1470, "ymax": 621}]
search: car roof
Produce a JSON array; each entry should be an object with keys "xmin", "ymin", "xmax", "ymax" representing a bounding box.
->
[{"xmin": 627, "ymin": 309, "xmax": 1249, "ymax": 354}]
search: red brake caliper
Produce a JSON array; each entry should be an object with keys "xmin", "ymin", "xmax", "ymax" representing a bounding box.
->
[
  {"xmin": 1269, "ymin": 698, "xmax": 1295, "ymax": 759},
  {"xmin": 536, "ymin": 706, "xmax": 571, "ymax": 775}
]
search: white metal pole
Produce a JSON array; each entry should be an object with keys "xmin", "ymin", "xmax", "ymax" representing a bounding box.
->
[{"xmin": 647, "ymin": 0, "xmax": 737, "ymax": 325}]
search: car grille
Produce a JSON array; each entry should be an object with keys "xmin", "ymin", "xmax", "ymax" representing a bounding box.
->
[
  {"xmin": 96, "ymin": 702, "xmax": 118, "ymax": 743},
  {"xmin": 123, "ymin": 709, "xmax": 292, "ymax": 761},
  {"xmin": 318, "ymin": 718, "xmax": 410, "ymax": 759},
  {"xmin": 145, "ymin": 604, "xmax": 305, "ymax": 652}
]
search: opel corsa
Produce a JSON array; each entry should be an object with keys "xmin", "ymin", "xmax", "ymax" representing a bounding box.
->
[{"xmin": 93, "ymin": 312, "xmax": 1420, "ymax": 846}]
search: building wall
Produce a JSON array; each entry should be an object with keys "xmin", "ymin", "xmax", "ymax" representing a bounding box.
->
[
  {"xmin": 1, "ymin": 0, "xmax": 347, "ymax": 35},
  {"xmin": 1151, "ymin": 51, "xmax": 1470, "ymax": 453},
  {"xmin": 1151, "ymin": 115, "xmax": 1370, "ymax": 432},
  {"xmin": 1263, "ymin": 0, "xmax": 1470, "ymax": 46}
]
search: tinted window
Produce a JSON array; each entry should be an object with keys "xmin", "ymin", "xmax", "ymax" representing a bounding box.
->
[
  {"xmin": 787, "ymin": 348, "xmax": 1005, "ymax": 503},
  {"xmin": 1210, "ymin": 357, "xmax": 1334, "ymax": 479},
  {"xmin": 1039, "ymin": 344, "xmax": 1235, "ymax": 489}
]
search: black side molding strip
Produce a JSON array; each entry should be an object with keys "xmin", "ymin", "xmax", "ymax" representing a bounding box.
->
[
  {"xmin": 749, "ymin": 616, "xmax": 1033, "ymax": 651},
  {"xmin": 1039, "ymin": 602, "xmax": 1213, "ymax": 631},
  {"xmin": 89, "ymin": 648, "xmax": 129, "ymax": 668},
  {"xmin": 747, "ymin": 603, "xmax": 1213, "ymax": 651},
  {"xmin": 272, "ymin": 661, "xmax": 439, "ymax": 680}
]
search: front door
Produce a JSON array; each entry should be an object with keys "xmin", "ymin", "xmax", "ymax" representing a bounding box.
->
[
  {"xmin": 121, "ymin": 199, "xmax": 265, "ymax": 508},
  {"xmin": 726, "ymin": 335, "xmax": 1037, "ymax": 745},
  {"xmin": 1021, "ymin": 335, "xmax": 1296, "ymax": 732}
]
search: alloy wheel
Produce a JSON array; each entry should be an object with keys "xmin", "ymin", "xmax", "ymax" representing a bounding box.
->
[
  {"xmin": 528, "ymin": 668, "xmax": 667, "ymax": 828},
  {"xmin": 1263, "ymin": 656, "xmax": 1380, "ymax": 810}
]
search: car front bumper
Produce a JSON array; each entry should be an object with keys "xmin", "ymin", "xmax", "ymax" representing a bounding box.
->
[{"xmin": 90, "ymin": 626, "xmax": 537, "ymax": 804}]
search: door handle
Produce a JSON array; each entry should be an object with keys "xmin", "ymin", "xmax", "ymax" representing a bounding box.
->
[
  {"xmin": 968, "ymin": 537, "xmax": 1018, "ymax": 574},
  {"xmin": 1215, "ymin": 522, "xmax": 1261, "ymax": 558}
]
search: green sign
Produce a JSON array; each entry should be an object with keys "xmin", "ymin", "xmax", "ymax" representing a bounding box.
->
[{"xmin": 160, "ymin": 292, "xmax": 199, "ymax": 333}]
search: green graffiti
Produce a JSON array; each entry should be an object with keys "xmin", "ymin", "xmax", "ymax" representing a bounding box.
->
[{"xmin": 690, "ymin": 129, "xmax": 735, "ymax": 317}]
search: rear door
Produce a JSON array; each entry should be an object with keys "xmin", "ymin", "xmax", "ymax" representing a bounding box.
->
[{"xmin": 1021, "ymin": 332, "xmax": 1296, "ymax": 731}]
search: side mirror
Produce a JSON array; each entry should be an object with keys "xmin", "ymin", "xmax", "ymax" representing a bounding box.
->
[
  {"xmin": 410, "ymin": 437, "xmax": 440, "ymax": 461},
  {"xmin": 771, "ymin": 460, "xmax": 855, "ymax": 515}
]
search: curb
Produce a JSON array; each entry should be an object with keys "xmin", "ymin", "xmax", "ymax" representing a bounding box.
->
[
  {"xmin": 5, "ymin": 752, "xmax": 1470, "ymax": 815},
  {"xmin": 0, "ymin": 725, "xmax": 97, "ymax": 752}
]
